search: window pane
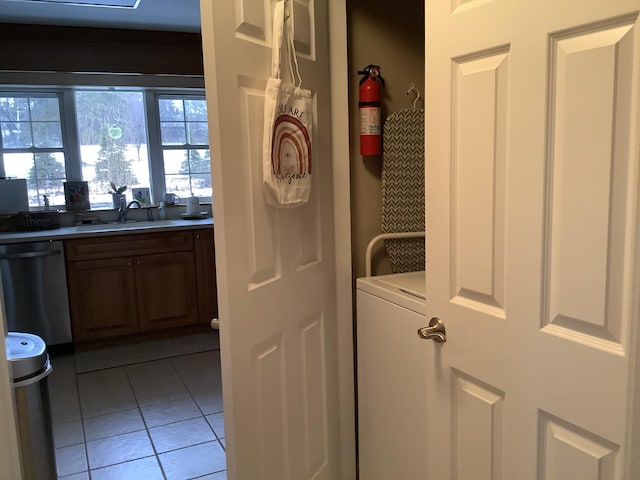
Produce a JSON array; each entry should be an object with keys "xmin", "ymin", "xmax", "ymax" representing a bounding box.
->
[
  {"xmin": 31, "ymin": 153, "xmax": 65, "ymax": 205},
  {"xmin": 163, "ymin": 149, "xmax": 187, "ymax": 175},
  {"xmin": 36, "ymin": 179, "xmax": 65, "ymax": 206},
  {"xmin": 190, "ymin": 173, "xmax": 212, "ymax": 199},
  {"xmin": 164, "ymin": 174, "xmax": 191, "ymax": 198},
  {"xmin": 29, "ymin": 97, "xmax": 60, "ymax": 121},
  {"xmin": 75, "ymin": 90, "xmax": 150, "ymax": 209},
  {"xmin": 4, "ymin": 152, "xmax": 34, "ymax": 179},
  {"xmin": 184, "ymin": 99, "xmax": 207, "ymax": 121},
  {"xmin": 159, "ymin": 98, "xmax": 184, "ymax": 122},
  {"xmin": 32, "ymin": 121, "xmax": 63, "ymax": 148},
  {"xmin": 187, "ymin": 149, "xmax": 210, "ymax": 174},
  {"xmin": 34, "ymin": 152, "xmax": 66, "ymax": 180},
  {"xmin": 163, "ymin": 147, "xmax": 211, "ymax": 200},
  {"xmin": 0, "ymin": 97, "xmax": 30, "ymax": 121},
  {"xmin": 161, "ymin": 122, "xmax": 186, "ymax": 145},
  {"xmin": 4, "ymin": 151, "xmax": 66, "ymax": 208},
  {"xmin": 186, "ymin": 122, "xmax": 209, "ymax": 145},
  {"xmin": 1, "ymin": 121, "xmax": 32, "ymax": 148}
]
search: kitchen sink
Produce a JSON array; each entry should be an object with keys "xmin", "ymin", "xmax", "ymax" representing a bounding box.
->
[{"xmin": 74, "ymin": 220, "xmax": 177, "ymax": 231}]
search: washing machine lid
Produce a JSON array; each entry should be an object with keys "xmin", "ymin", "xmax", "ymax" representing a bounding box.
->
[
  {"xmin": 356, "ymin": 271, "xmax": 426, "ymax": 315},
  {"xmin": 6, "ymin": 332, "xmax": 49, "ymax": 381}
]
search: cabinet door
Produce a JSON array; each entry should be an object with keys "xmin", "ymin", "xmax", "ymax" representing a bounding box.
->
[
  {"xmin": 135, "ymin": 251, "xmax": 198, "ymax": 331},
  {"xmin": 67, "ymin": 257, "xmax": 138, "ymax": 341},
  {"xmin": 194, "ymin": 228, "xmax": 218, "ymax": 324}
]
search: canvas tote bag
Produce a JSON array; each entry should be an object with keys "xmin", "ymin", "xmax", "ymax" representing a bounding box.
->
[{"xmin": 262, "ymin": 0, "xmax": 313, "ymax": 208}]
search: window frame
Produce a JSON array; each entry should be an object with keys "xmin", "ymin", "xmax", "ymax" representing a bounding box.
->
[
  {"xmin": 146, "ymin": 89, "xmax": 213, "ymax": 202},
  {"xmin": 0, "ymin": 75, "xmax": 208, "ymax": 209},
  {"xmin": 0, "ymin": 89, "xmax": 76, "ymax": 192}
]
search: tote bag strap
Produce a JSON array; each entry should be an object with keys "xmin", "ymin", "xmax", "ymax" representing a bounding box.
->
[
  {"xmin": 271, "ymin": 0, "xmax": 304, "ymax": 87},
  {"xmin": 270, "ymin": 1, "xmax": 286, "ymax": 79},
  {"xmin": 284, "ymin": 5, "xmax": 303, "ymax": 88}
]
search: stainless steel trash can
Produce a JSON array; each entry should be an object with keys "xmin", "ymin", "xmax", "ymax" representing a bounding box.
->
[{"xmin": 6, "ymin": 332, "xmax": 56, "ymax": 480}]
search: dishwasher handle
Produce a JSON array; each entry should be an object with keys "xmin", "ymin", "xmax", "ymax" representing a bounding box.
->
[{"xmin": 0, "ymin": 249, "xmax": 62, "ymax": 260}]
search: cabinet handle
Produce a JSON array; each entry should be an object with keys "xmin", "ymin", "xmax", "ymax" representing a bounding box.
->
[
  {"xmin": 196, "ymin": 234, "xmax": 200, "ymax": 239},
  {"xmin": 136, "ymin": 260, "xmax": 141, "ymax": 265},
  {"xmin": 127, "ymin": 262, "xmax": 132, "ymax": 267}
]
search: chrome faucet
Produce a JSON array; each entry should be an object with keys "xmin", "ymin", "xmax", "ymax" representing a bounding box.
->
[{"xmin": 117, "ymin": 197, "xmax": 142, "ymax": 222}]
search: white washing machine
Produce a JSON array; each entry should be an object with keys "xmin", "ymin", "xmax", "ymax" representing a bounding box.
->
[{"xmin": 356, "ymin": 271, "xmax": 431, "ymax": 480}]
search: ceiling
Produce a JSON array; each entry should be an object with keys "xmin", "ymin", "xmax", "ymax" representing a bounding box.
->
[{"xmin": 0, "ymin": 0, "xmax": 201, "ymax": 32}]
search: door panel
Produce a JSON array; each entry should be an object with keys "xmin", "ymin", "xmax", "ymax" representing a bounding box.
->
[
  {"xmin": 543, "ymin": 16, "xmax": 637, "ymax": 352},
  {"xmin": 451, "ymin": 371, "xmax": 505, "ymax": 480},
  {"xmin": 426, "ymin": 0, "xmax": 640, "ymax": 478},
  {"xmin": 452, "ymin": 48, "xmax": 509, "ymax": 317},
  {"xmin": 200, "ymin": 0, "xmax": 340, "ymax": 478},
  {"xmin": 539, "ymin": 412, "xmax": 619, "ymax": 480}
]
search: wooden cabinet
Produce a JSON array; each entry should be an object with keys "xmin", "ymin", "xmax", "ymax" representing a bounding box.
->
[
  {"xmin": 65, "ymin": 228, "xmax": 215, "ymax": 343},
  {"xmin": 66, "ymin": 256, "xmax": 139, "ymax": 341},
  {"xmin": 194, "ymin": 228, "xmax": 218, "ymax": 325},
  {"xmin": 135, "ymin": 251, "xmax": 197, "ymax": 331}
]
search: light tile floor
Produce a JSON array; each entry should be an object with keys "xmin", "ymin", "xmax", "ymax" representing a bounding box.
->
[{"xmin": 49, "ymin": 332, "xmax": 226, "ymax": 480}]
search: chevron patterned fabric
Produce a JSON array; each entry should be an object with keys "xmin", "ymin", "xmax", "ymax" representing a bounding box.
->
[{"xmin": 381, "ymin": 108, "xmax": 425, "ymax": 273}]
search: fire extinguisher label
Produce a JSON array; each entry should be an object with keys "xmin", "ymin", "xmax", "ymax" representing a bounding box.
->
[{"xmin": 360, "ymin": 107, "xmax": 381, "ymax": 135}]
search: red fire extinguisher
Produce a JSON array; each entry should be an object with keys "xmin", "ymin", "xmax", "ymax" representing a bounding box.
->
[{"xmin": 358, "ymin": 65, "xmax": 385, "ymax": 156}]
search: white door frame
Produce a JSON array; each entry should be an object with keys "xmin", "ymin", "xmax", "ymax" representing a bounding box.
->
[{"xmin": 327, "ymin": 0, "xmax": 356, "ymax": 477}]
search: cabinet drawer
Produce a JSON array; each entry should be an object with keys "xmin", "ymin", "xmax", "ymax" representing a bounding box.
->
[{"xmin": 65, "ymin": 230, "xmax": 194, "ymax": 261}]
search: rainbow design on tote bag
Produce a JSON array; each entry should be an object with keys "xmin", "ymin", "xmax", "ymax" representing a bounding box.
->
[{"xmin": 271, "ymin": 114, "xmax": 312, "ymax": 181}]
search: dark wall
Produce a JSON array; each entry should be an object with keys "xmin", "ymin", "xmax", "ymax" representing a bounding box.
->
[
  {"xmin": 0, "ymin": 23, "xmax": 203, "ymax": 76},
  {"xmin": 347, "ymin": 0, "xmax": 424, "ymax": 278}
]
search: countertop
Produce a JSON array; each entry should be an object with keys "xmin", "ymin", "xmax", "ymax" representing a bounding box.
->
[{"xmin": 0, "ymin": 217, "xmax": 213, "ymax": 245}]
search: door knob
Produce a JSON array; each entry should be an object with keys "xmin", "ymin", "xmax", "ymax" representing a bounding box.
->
[{"xmin": 418, "ymin": 317, "xmax": 446, "ymax": 343}]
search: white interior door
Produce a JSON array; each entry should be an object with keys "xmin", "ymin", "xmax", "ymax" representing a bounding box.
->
[
  {"xmin": 426, "ymin": 0, "xmax": 640, "ymax": 477},
  {"xmin": 200, "ymin": 1, "xmax": 352, "ymax": 479}
]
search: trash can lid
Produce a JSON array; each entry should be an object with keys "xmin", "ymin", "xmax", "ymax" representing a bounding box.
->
[{"xmin": 6, "ymin": 332, "xmax": 48, "ymax": 381}]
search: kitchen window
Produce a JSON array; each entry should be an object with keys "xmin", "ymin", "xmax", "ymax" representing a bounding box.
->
[
  {"xmin": 0, "ymin": 86, "xmax": 210, "ymax": 209},
  {"xmin": 157, "ymin": 95, "xmax": 211, "ymax": 202},
  {"xmin": 0, "ymin": 93, "xmax": 68, "ymax": 206}
]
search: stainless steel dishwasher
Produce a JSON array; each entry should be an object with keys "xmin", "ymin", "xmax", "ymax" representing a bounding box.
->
[{"xmin": 0, "ymin": 241, "xmax": 72, "ymax": 346}]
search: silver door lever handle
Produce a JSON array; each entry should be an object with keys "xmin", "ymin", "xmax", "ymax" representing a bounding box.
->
[{"xmin": 418, "ymin": 317, "xmax": 446, "ymax": 343}]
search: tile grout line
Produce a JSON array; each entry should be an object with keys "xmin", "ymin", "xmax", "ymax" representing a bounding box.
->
[
  {"xmin": 100, "ymin": 354, "xmax": 168, "ymax": 479},
  {"xmin": 55, "ymin": 333, "xmax": 225, "ymax": 479},
  {"xmin": 76, "ymin": 358, "xmax": 90, "ymax": 479}
]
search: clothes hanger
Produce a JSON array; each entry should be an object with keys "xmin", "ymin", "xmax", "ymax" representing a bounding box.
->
[{"xmin": 406, "ymin": 82, "xmax": 421, "ymax": 109}]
